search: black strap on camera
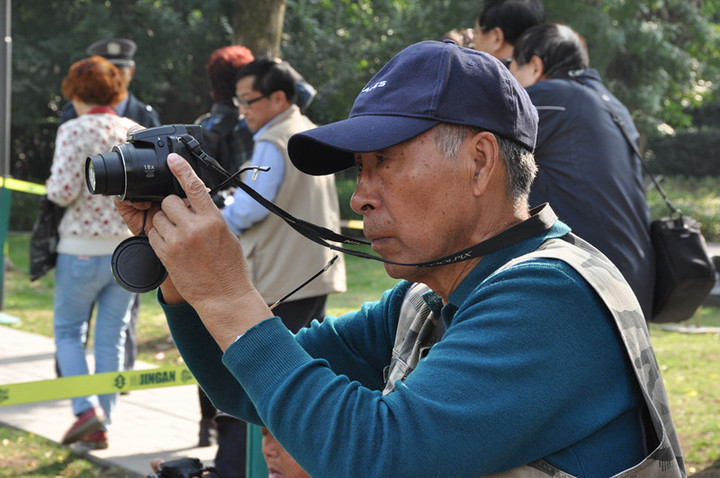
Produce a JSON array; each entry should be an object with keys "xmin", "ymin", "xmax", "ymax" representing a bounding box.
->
[{"xmin": 179, "ymin": 135, "xmax": 557, "ymax": 268}]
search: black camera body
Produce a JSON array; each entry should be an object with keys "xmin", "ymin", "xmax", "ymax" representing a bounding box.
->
[
  {"xmin": 145, "ymin": 457, "xmax": 218, "ymax": 478},
  {"xmin": 86, "ymin": 124, "xmax": 219, "ymax": 201}
]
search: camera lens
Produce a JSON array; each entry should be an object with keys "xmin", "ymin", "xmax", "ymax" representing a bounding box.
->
[
  {"xmin": 86, "ymin": 161, "xmax": 97, "ymax": 192},
  {"xmin": 86, "ymin": 150, "xmax": 126, "ymax": 196}
]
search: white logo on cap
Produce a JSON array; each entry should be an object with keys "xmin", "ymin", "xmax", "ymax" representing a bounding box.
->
[
  {"xmin": 361, "ymin": 81, "xmax": 387, "ymax": 93},
  {"xmin": 107, "ymin": 42, "xmax": 122, "ymax": 56}
]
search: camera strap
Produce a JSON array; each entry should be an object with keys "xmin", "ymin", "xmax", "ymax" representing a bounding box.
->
[{"xmin": 180, "ymin": 135, "xmax": 557, "ymax": 268}]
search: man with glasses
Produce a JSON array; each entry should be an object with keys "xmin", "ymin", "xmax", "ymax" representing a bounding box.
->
[
  {"xmin": 221, "ymin": 56, "xmax": 346, "ymax": 333},
  {"xmin": 212, "ymin": 57, "xmax": 346, "ymax": 478}
]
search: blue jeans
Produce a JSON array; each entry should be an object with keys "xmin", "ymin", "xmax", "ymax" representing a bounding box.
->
[{"xmin": 53, "ymin": 253, "xmax": 133, "ymax": 427}]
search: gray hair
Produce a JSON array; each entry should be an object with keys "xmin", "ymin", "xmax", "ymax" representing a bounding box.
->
[{"xmin": 433, "ymin": 123, "xmax": 537, "ymax": 201}]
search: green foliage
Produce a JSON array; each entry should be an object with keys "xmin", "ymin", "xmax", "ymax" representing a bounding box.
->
[
  {"xmin": 7, "ymin": 191, "xmax": 39, "ymax": 232},
  {"xmin": 689, "ymin": 101, "xmax": 720, "ymax": 128},
  {"xmin": 6, "ymin": 0, "xmax": 720, "ymax": 214},
  {"xmin": 646, "ymin": 130, "xmax": 720, "ymax": 178},
  {"xmin": 281, "ymin": 0, "xmax": 479, "ymax": 125},
  {"xmin": 11, "ymin": 0, "xmax": 237, "ymax": 183},
  {"xmin": 282, "ymin": 0, "xmax": 720, "ymax": 139},
  {"xmin": 544, "ymin": 0, "xmax": 720, "ymax": 136}
]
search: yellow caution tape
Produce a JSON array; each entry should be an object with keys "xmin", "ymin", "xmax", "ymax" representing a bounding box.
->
[
  {"xmin": 0, "ymin": 365, "xmax": 197, "ymax": 406},
  {"xmin": 0, "ymin": 177, "xmax": 46, "ymax": 195}
]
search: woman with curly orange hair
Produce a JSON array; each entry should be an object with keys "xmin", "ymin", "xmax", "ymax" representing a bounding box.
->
[{"xmin": 46, "ymin": 55, "xmax": 139, "ymax": 450}]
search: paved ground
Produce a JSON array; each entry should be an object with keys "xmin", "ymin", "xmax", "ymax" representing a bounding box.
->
[
  {"xmin": 707, "ymin": 242, "xmax": 720, "ymax": 258},
  {"xmin": 0, "ymin": 325, "xmax": 217, "ymax": 477}
]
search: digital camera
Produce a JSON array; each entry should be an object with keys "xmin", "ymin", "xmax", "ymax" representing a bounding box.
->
[{"xmin": 85, "ymin": 124, "xmax": 223, "ymax": 201}]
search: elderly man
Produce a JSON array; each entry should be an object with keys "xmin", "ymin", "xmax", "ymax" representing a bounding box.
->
[{"xmin": 118, "ymin": 41, "xmax": 684, "ymax": 477}]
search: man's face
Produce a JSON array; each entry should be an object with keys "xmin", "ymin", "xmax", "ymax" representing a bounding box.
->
[
  {"xmin": 350, "ymin": 128, "xmax": 480, "ymax": 283},
  {"xmin": 116, "ymin": 66, "xmax": 134, "ymax": 93},
  {"xmin": 235, "ymin": 75, "xmax": 276, "ymax": 132}
]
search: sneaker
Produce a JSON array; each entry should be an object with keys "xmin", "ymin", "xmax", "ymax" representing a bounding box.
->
[
  {"xmin": 79, "ymin": 430, "xmax": 109, "ymax": 450},
  {"xmin": 62, "ymin": 407, "xmax": 105, "ymax": 445}
]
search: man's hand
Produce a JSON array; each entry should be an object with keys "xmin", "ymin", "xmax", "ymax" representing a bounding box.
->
[
  {"xmin": 114, "ymin": 125, "xmax": 159, "ymax": 237},
  {"xmin": 115, "ymin": 199, "xmax": 161, "ymax": 236},
  {"xmin": 115, "ymin": 191, "xmax": 176, "ymax": 301},
  {"xmin": 148, "ymin": 153, "xmax": 273, "ymax": 350}
]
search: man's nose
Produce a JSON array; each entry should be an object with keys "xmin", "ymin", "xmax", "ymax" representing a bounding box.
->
[{"xmin": 350, "ymin": 176, "xmax": 378, "ymax": 214}]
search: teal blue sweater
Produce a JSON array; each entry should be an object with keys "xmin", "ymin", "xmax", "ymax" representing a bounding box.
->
[{"xmin": 163, "ymin": 222, "xmax": 647, "ymax": 477}]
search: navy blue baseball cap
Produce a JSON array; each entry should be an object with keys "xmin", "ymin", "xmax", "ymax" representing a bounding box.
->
[{"xmin": 288, "ymin": 40, "xmax": 538, "ymax": 175}]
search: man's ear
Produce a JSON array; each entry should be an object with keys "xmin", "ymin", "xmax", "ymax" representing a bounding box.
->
[
  {"xmin": 269, "ymin": 89, "xmax": 291, "ymax": 108},
  {"xmin": 527, "ymin": 55, "xmax": 545, "ymax": 83},
  {"xmin": 469, "ymin": 131, "xmax": 500, "ymax": 197},
  {"xmin": 488, "ymin": 27, "xmax": 506, "ymax": 54}
]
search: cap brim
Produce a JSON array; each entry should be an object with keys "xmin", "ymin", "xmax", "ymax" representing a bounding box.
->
[
  {"xmin": 288, "ymin": 115, "xmax": 438, "ymax": 175},
  {"xmin": 107, "ymin": 59, "xmax": 135, "ymax": 68}
]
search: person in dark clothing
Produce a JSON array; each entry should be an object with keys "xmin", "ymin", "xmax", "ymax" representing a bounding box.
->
[
  {"xmin": 195, "ymin": 45, "xmax": 256, "ymax": 195},
  {"xmin": 509, "ymin": 23, "xmax": 655, "ymax": 318}
]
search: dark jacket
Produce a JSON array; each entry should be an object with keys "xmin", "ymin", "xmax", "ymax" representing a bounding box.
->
[
  {"xmin": 527, "ymin": 68, "xmax": 655, "ymax": 318},
  {"xmin": 195, "ymin": 103, "xmax": 254, "ymax": 174}
]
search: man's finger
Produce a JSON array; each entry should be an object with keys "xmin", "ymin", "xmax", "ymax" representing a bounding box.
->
[{"xmin": 166, "ymin": 153, "xmax": 215, "ymax": 213}]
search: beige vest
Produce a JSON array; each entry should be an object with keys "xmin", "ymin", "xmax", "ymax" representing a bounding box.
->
[
  {"xmin": 385, "ymin": 234, "xmax": 685, "ymax": 477},
  {"xmin": 238, "ymin": 106, "xmax": 346, "ymax": 303}
]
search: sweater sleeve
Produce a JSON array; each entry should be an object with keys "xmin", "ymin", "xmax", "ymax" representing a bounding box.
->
[
  {"xmin": 162, "ymin": 283, "xmax": 407, "ymax": 424},
  {"xmin": 46, "ymin": 122, "xmax": 87, "ymax": 206},
  {"xmin": 219, "ymin": 261, "xmax": 643, "ymax": 478}
]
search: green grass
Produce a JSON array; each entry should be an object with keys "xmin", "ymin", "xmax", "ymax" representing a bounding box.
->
[
  {"xmin": 0, "ymin": 426, "xmax": 134, "ymax": 478},
  {"xmin": 648, "ymin": 310, "xmax": 720, "ymax": 475},
  {"xmin": 2, "ymin": 233, "xmax": 720, "ymax": 476}
]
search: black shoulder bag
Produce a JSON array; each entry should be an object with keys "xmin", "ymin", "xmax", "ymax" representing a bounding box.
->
[
  {"xmin": 576, "ymin": 75, "xmax": 716, "ymax": 323},
  {"xmin": 29, "ymin": 195, "xmax": 65, "ymax": 281}
]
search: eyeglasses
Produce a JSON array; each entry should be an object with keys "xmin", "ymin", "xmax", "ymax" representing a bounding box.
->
[{"xmin": 233, "ymin": 94, "xmax": 267, "ymax": 109}]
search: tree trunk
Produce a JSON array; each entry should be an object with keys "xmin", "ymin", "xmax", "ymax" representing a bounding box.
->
[{"xmin": 232, "ymin": 0, "xmax": 286, "ymax": 58}]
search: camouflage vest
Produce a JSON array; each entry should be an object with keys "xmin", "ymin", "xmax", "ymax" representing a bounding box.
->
[{"xmin": 382, "ymin": 233, "xmax": 686, "ymax": 478}]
